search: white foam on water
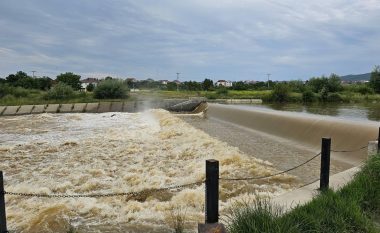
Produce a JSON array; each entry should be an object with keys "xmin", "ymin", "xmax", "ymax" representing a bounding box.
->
[{"xmin": 0, "ymin": 110, "xmax": 297, "ymax": 233}]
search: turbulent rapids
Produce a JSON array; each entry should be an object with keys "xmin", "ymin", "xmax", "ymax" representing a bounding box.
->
[{"xmin": 0, "ymin": 110, "xmax": 296, "ymax": 233}]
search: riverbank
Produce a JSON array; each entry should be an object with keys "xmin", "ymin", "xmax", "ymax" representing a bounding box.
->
[
  {"xmin": 226, "ymin": 155, "xmax": 380, "ymax": 233},
  {"xmin": 2, "ymin": 89, "xmax": 380, "ymax": 106}
]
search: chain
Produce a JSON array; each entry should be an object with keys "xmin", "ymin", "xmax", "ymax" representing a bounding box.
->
[
  {"xmin": 331, "ymin": 145, "xmax": 368, "ymax": 153},
  {"xmin": 3, "ymin": 180, "xmax": 204, "ymax": 198},
  {"xmin": 220, "ymin": 152, "xmax": 321, "ymax": 181}
]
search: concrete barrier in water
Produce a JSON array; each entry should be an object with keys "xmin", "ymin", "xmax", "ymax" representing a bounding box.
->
[
  {"xmin": 97, "ymin": 102, "xmax": 111, "ymax": 113},
  {"xmin": 110, "ymin": 102, "xmax": 123, "ymax": 112},
  {"xmin": 31, "ymin": 105, "xmax": 46, "ymax": 114},
  {"xmin": 84, "ymin": 103, "xmax": 99, "ymax": 113},
  {"xmin": 0, "ymin": 106, "xmax": 7, "ymax": 116},
  {"xmin": 2, "ymin": 106, "xmax": 20, "ymax": 116},
  {"xmin": 0, "ymin": 99, "xmax": 205, "ymax": 116},
  {"xmin": 16, "ymin": 105, "xmax": 34, "ymax": 115},
  {"xmin": 45, "ymin": 104, "xmax": 60, "ymax": 113},
  {"xmin": 72, "ymin": 103, "xmax": 86, "ymax": 113},
  {"xmin": 59, "ymin": 104, "xmax": 73, "ymax": 113}
]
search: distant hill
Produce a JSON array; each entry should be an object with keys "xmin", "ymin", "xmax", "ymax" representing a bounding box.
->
[{"xmin": 340, "ymin": 73, "xmax": 371, "ymax": 82}]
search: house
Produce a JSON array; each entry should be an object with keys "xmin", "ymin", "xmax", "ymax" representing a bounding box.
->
[
  {"xmin": 215, "ymin": 80, "xmax": 232, "ymax": 87},
  {"xmin": 80, "ymin": 78, "xmax": 99, "ymax": 91},
  {"xmin": 159, "ymin": 80, "xmax": 169, "ymax": 85}
]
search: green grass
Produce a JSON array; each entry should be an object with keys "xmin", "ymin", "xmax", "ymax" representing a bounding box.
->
[{"xmin": 225, "ymin": 155, "xmax": 380, "ymax": 233}]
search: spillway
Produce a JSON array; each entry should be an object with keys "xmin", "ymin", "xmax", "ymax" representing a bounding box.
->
[{"xmin": 206, "ymin": 104, "xmax": 378, "ymax": 166}]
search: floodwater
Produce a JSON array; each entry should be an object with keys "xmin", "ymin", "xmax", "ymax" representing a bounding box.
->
[
  {"xmin": 259, "ymin": 102, "xmax": 380, "ymax": 122},
  {"xmin": 0, "ymin": 110, "xmax": 296, "ymax": 233},
  {"xmin": 181, "ymin": 103, "xmax": 379, "ymax": 184}
]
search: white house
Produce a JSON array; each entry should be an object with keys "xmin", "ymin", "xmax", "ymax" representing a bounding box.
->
[
  {"xmin": 80, "ymin": 78, "xmax": 99, "ymax": 91},
  {"xmin": 215, "ymin": 80, "xmax": 232, "ymax": 87}
]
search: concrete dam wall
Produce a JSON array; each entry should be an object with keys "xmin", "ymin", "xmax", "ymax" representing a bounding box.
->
[{"xmin": 0, "ymin": 99, "xmax": 205, "ymax": 116}]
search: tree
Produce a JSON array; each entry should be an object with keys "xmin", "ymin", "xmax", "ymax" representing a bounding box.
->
[
  {"xmin": 232, "ymin": 81, "xmax": 249, "ymax": 90},
  {"xmin": 56, "ymin": 72, "xmax": 81, "ymax": 90},
  {"xmin": 6, "ymin": 71, "xmax": 28, "ymax": 85},
  {"xmin": 327, "ymin": 73, "xmax": 342, "ymax": 93},
  {"xmin": 202, "ymin": 78, "xmax": 213, "ymax": 91},
  {"xmin": 271, "ymin": 83, "xmax": 290, "ymax": 102},
  {"xmin": 86, "ymin": 83, "xmax": 95, "ymax": 92},
  {"xmin": 369, "ymin": 66, "xmax": 380, "ymax": 94},
  {"xmin": 94, "ymin": 79, "xmax": 128, "ymax": 99}
]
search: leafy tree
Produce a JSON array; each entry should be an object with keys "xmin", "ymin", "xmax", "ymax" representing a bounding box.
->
[
  {"xmin": 288, "ymin": 80, "xmax": 305, "ymax": 93},
  {"xmin": 202, "ymin": 78, "xmax": 213, "ymax": 91},
  {"xmin": 327, "ymin": 73, "xmax": 342, "ymax": 92},
  {"xmin": 369, "ymin": 66, "xmax": 380, "ymax": 93},
  {"xmin": 6, "ymin": 71, "xmax": 28, "ymax": 85},
  {"xmin": 307, "ymin": 76, "xmax": 328, "ymax": 93},
  {"xmin": 45, "ymin": 82, "xmax": 74, "ymax": 99},
  {"xmin": 302, "ymin": 89, "xmax": 315, "ymax": 102},
  {"xmin": 166, "ymin": 82, "xmax": 177, "ymax": 91},
  {"xmin": 56, "ymin": 72, "xmax": 81, "ymax": 90},
  {"xmin": 35, "ymin": 76, "xmax": 53, "ymax": 90},
  {"xmin": 94, "ymin": 79, "xmax": 128, "ymax": 99},
  {"xmin": 232, "ymin": 81, "xmax": 249, "ymax": 90},
  {"xmin": 271, "ymin": 83, "xmax": 290, "ymax": 102},
  {"xmin": 86, "ymin": 83, "xmax": 95, "ymax": 92}
]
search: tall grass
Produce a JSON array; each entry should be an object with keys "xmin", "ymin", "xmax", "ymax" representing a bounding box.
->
[{"xmin": 225, "ymin": 155, "xmax": 380, "ymax": 233}]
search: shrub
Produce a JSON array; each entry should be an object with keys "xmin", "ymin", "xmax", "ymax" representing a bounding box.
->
[
  {"xmin": 45, "ymin": 82, "xmax": 74, "ymax": 100},
  {"xmin": 357, "ymin": 86, "xmax": 374, "ymax": 95},
  {"xmin": 86, "ymin": 83, "xmax": 95, "ymax": 92},
  {"xmin": 319, "ymin": 86, "xmax": 329, "ymax": 102},
  {"xmin": 271, "ymin": 83, "xmax": 290, "ymax": 102},
  {"xmin": 0, "ymin": 84, "xmax": 28, "ymax": 98},
  {"xmin": 216, "ymin": 87, "xmax": 229, "ymax": 96},
  {"xmin": 327, "ymin": 93, "xmax": 342, "ymax": 102},
  {"xmin": 94, "ymin": 79, "xmax": 128, "ymax": 99},
  {"xmin": 302, "ymin": 89, "xmax": 315, "ymax": 102}
]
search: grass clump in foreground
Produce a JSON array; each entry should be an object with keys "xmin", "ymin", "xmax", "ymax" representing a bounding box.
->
[{"xmin": 225, "ymin": 155, "xmax": 380, "ymax": 233}]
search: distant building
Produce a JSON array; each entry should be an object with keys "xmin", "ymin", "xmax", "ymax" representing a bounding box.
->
[
  {"xmin": 159, "ymin": 80, "xmax": 169, "ymax": 85},
  {"xmin": 80, "ymin": 78, "xmax": 99, "ymax": 90},
  {"xmin": 215, "ymin": 80, "xmax": 232, "ymax": 87}
]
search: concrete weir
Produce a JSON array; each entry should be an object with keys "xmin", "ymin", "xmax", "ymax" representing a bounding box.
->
[{"xmin": 0, "ymin": 99, "xmax": 204, "ymax": 116}]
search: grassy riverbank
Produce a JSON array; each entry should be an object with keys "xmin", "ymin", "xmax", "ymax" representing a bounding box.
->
[
  {"xmin": 226, "ymin": 155, "xmax": 380, "ymax": 233},
  {"xmin": 2, "ymin": 89, "xmax": 380, "ymax": 106}
]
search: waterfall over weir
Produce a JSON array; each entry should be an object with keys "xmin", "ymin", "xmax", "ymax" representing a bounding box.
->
[{"xmin": 207, "ymin": 104, "xmax": 378, "ymax": 165}]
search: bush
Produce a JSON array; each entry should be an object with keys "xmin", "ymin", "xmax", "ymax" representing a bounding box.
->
[
  {"xmin": 327, "ymin": 93, "xmax": 342, "ymax": 102},
  {"xmin": 94, "ymin": 79, "xmax": 128, "ymax": 99},
  {"xmin": 0, "ymin": 84, "xmax": 29, "ymax": 98},
  {"xmin": 357, "ymin": 86, "xmax": 374, "ymax": 95},
  {"xmin": 271, "ymin": 83, "xmax": 290, "ymax": 102},
  {"xmin": 302, "ymin": 89, "xmax": 315, "ymax": 102},
  {"xmin": 216, "ymin": 87, "xmax": 229, "ymax": 96},
  {"xmin": 86, "ymin": 83, "xmax": 95, "ymax": 92},
  {"xmin": 45, "ymin": 82, "xmax": 74, "ymax": 100}
]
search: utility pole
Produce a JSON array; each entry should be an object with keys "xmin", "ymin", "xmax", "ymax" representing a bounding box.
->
[
  {"xmin": 31, "ymin": 71, "xmax": 37, "ymax": 78},
  {"xmin": 266, "ymin": 73, "xmax": 271, "ymax": 89},
  {"xmin": 176, "ymin": 72, "xmax": 180, "ymax": 92}
]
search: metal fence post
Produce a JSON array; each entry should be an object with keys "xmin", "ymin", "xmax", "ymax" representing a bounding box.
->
[
  {"xmin": 377, "ymin": 127, "xmax": 380, "ymax": 154},
  {"xmin": 205, "ymin": 159, "xmax": 219, "ymax": 224},
  {"xmin": 320, "ymin": 138, "xmax": 331, "ymax": 191},
  {"xmin": 0, "ymin": 171, "xmax": 7, "ymax": 233}
]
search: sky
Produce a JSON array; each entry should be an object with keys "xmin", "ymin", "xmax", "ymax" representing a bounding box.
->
[{"xmin": 0, "ymin": 0, "xmax": 379, "ymax": 81}]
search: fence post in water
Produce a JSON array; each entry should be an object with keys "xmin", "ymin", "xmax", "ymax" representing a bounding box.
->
[
  {"xmin": 320, "ymin": 138, "xmax": 331, "ymax": 191},
  {"xmin": 377, "ymin": 127, "xmax": 380, "ymax": 154},
  {"xmin": 0, "ymin": 171, "xmax": 7, "ymax": 233},
  {"xmin": 205, "ymin": 159, "xmax": 219, "ymax": 224}
]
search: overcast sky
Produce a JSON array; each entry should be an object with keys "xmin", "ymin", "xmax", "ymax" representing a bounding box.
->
[{"xmin": 0, "ymin": 0, "xmax": 379, "ymax": 81}]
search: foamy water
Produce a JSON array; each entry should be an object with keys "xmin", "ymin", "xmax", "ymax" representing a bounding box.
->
[{"xmin": 0, "ymin": 110, "xmax": 297, "ymax": 233}]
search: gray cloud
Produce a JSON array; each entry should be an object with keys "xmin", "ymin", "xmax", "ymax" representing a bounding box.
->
[{"xmin": 0, "ymin": 0, "xmax": 379, "ymax": 81}]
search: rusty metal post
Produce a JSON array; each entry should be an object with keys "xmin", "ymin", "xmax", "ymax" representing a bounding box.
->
[
  {"xmin": 0, "ymin": 171, "xmax": 7, "ymax": 233},
  {"xmin": 320, "ymin": 138, "xmax": 331, "ymax": 191},
  {"xmin": 205, "ymin": 160, "xmax": 219, "ymax": 223}
]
